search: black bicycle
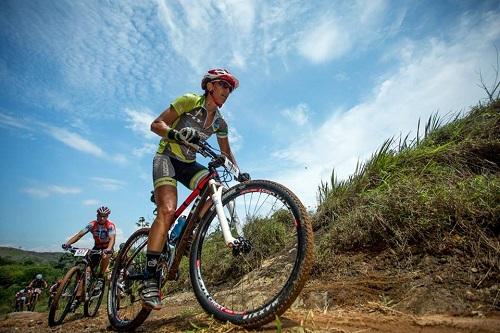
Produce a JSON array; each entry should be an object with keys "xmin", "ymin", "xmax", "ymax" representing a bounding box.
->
[
  {"xmin": 107, "ymin": 139, "xmax": 314, "ymax": 331},
  {"xmin": 48, "ymin": 247, "xmax": 106, "ymax": 326}
]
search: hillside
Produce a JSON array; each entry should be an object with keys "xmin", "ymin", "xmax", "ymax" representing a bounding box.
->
[
  {"xmin": 310, "ymin": 98, "xmax": 499, "ymax": 315},
  {"xmin": 0, "ymin": 247, "xmax": 69, "ymax": 315},
  {"xmin": 0, "ymin": 247, "xmax": 63, "ymax": 265}
]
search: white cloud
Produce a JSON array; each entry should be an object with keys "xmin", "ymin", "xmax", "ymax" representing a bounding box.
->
[
  {"xmin": 114, "ymin": 226, "xmax": 128, "ymax": 248},
  {"xmin": 228, "ymin": 127, "xmax": 243, "ymax": 152},
  {"xmin": 0, "ymin": 112, "xmax": 128, "ymax": 163},
  {"xmin": 22, "ymin": 184, "xmax": 81, "ymax": 198},
  {"xmin": 124, "ymin": 107, "xmax": 156, "ymax": 140},
  {"xmin": 357, "ymin": 0, "xmax": 388, "ymax": 26},
  {"xmin": 297, "ymin": 18, "xmax": 351, "ymax": 63},
  {"xmin": 281, "ymin": 103, "xmax": 310, "ymax": 126},
  {"xmin": 272, "ymin": 12, "xmax": 500, "ymax": 207},
  {"xmin": 83, "ymin": 199, "xmax": 99, "ymax": 206},
  {"xmin": 133, "ymin": 143, "xmax": 157, "ymax": 158},
  {"xmin": 45, "ymin": 126, "xmax": 104, "ymax": 157},
  {"xmin": 47, "ymin": 185, "xmax": 81, "ymax": 194},
  {"xmin": 156, "ymin": 0, "xmax": 311, "ymax": 71},
  {"xmin": 0, "ymin": 112, "xmax": 29, "ymax": 129},
  {"xmin": 91, "ymin": 177, "xmax": 126, "ymax": 191},
  {"xmin": 111, "ymin": 154, "xmax": 129, "ymax": 165}
]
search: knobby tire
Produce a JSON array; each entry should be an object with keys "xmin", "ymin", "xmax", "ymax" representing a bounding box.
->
[
  {"xmin": 84, "ymin": 276, "xmax": 105, "ymax": 317},
  {"xmin": 107, "ymin": 228, "xmax": 151, "ymax": 331},
  {"xmin": 190, "ymin": 179, "xmax": 314, "ymax": 328},
  {"xmin": 48, "ymin": 266, "xmax": 80, "ymax": 327}
]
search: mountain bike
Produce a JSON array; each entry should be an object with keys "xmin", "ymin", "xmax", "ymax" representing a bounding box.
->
[
  {"xmin": 27, "ymin": 287, "xmax": 42, "ymax": 311},
  {"xmin": 14, "ymin": 289, "xmax": 29, "ymax": 312},
  {"xmin": 107, "ymin": 139, "xmax": 314, "ymax": 331},
  {"xmin": 48, "ymin": 247, "xmax": 106, "ymax": 326}
]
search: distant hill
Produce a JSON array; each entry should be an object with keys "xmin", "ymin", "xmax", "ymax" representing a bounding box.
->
[{"xmin": 0, "ymin": 247, "xmax": 63, "ymax": 265}]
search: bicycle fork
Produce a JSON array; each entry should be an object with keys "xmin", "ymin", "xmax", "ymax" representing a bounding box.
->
[{"xmin": 209, "ymin": 179, "xmax": 251, "ymax": 254}]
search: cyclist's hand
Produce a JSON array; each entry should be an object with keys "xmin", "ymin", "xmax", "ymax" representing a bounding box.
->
[
  {"xmin": 178, "ymin": 127, "xmax": 202, "ymax": 144},
  {"xmin": 61, "ymin": 243, "xmax": 70, "ymax": 250},
  {"xmin": 104, "ymin": 249, "xmax": 113, "ymax": 255},
  {"xmin": 237, "ymin": 172, "xmax": 251, "ymax": 182}
]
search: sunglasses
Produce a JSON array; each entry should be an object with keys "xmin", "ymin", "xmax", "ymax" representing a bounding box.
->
[
  {"xmin": 97, "ymin": 214, "xmax": 109, "ymax": 218},
  {"xmin": 215, "ymin": 80, "xmax": 233, "ymax": 92}
]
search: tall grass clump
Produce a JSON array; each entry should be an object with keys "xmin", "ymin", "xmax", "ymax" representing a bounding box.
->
[{"xmin": 314, "ymin": 99, "xmax": 500, "ymax": 274}]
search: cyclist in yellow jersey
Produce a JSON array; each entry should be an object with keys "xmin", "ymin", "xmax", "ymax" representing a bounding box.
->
[{"xmin": 142, "ymin": 69, "xmax": 250, "ymax": 309}]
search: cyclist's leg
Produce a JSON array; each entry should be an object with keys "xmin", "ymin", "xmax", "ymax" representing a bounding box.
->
[
  {"xmin": 99, "ymin": 255, "xmax": 111, "ymax": 278},
  {"xmin": 145, "ymin": 154, "xmax": 178, "ymax": 309},
  {"xmin": 143, "ymin": 184, "xmax": 177, "ymax": 309},
  {"xmin": 147, "ymin": 184, "xmax": 177, "ymax": 251}
]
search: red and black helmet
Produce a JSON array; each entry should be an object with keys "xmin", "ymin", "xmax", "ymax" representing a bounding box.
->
[
  {"xmin": 201, "ymin": 68, "xmax": 239, "ymax": 92},
  {"xmin": 97, "ymin": 206, "xmax": 111, "ymax": 216}
]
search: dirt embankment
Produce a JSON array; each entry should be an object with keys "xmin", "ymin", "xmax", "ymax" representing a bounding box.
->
[
  {"xmin": 1, "ymin": 284, "xmax": 499, "ymax": 333},
  {"xmin": 2, "ymin": 248, "xmax": 499, "ymax": 332}
]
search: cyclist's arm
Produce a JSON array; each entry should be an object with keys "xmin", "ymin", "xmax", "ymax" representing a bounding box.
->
[
  {"xmin": 106, "ymin": 233, "xmax": 116, "ymax": 252},
  {"xmin": 151, "ymin": 107, "xmax": 178, "ymax": 137},
  {"xmin": 65, "ymin": 228, "xmax": 88, "ymax": 246},
  {"xmin": 217, "ymin": 136, "xmax": 238, "ymax": 166}
]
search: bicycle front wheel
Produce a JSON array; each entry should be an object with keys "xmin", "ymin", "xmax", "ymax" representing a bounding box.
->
[
  {"xmin": 190, "ymin": 180, "xmax": 314, "ymax": 328},
  {"xmin": 84, "ymin": 276, "xmax": 105, "ymax": 317},
  {"xmin": 107, "ymin": 228, "xmax": 151, "ymax": 331},
  {"xmin": 48, "ymin": 266, "xmax": 80, "ymax": 326}
]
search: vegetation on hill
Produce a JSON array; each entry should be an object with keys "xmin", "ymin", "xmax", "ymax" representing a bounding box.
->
[
  {"xmin": 312, "ymin": 98, "xmax": 499, "ymax": 312},
  {"xmin": 0, "ymin": 247, "xmax": 62, "ymax": 265},
  {"xmin": 0, "ymin": 248, "xmax": 72, "ymax": 315}
]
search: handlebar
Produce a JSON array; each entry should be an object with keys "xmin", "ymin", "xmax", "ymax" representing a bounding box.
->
[
  {"xmin": 184, "ymin": 139, "xmax": 241, "ymax": 179},
  {"xmin": 65, "ymin": 246, "xmax": 106, "ymax": 255}
]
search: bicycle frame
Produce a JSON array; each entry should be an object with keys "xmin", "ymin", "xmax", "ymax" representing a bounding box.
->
[
  {"xmin": 165, "ymin": 172, "xmax": 237, "ymax": 280},
  {"xmin": 123, "ymin": 141, "xmax": 243, "ymax": 282},
  {"xmin": 70, "ymin": 248, "xmax": 103, "ymax": 301}
]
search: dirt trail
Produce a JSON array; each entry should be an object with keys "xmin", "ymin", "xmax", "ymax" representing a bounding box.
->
[{"xmin": 1, "ymin": 294, "xmax": 499, "ymax": 333}]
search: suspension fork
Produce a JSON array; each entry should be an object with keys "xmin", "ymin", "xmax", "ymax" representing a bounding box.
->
[{"xmin": 208, "ymin": 179, "xmax": 238, "ymax": 247}]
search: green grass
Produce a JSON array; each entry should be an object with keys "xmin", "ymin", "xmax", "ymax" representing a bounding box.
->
[{"xmin": 314, "ymin": 99, "xmax": 500, "ymax": 274}]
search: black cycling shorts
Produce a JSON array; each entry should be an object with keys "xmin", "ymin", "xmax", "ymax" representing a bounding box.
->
[{"xmin": 153, "ymin": 153, "xmax": 209, "ymax": 190}]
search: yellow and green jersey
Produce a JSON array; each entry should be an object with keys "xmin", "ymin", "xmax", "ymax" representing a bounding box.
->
[{"xmin": 157, "ymin": 93, "xmax": 228, "ymax": 162}]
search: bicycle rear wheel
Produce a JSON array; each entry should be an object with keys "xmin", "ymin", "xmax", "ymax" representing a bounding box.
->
[
  {"xmin": 48, "ymin": 266, "xmax": 80, "ymax": 326},
  {"xmin": 84, "ymin": 276, "xmax": 105, "ymax": 317},
  {"xmin": 28, "ymin": 294, "xmax": 37, "ymax": 311},
  {"xmin": 190, "ymin": 180, "xmax": 314, "ymax": 328},
  {"xmin": 107, "ymin": 228, "xmax": 151, "ymax": 331}
]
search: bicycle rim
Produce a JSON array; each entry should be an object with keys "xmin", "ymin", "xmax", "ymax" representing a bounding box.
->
[
  {"xmin": 84, "ymin": 277, "xmax": 104, "ymax": 317},
  {"xmin": 107, "ymin": 228, "xmax": 151, "ymax": 331},
  {"xmin": 48, "ymin": 266, "xmax": 80, "ymax": 326},
  {"xmin": 190, "ymin": 180, "xmax": 314, "ymax": 328}
]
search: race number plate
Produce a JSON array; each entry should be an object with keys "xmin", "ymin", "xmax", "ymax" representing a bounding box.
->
[{"xmin": 74, "ymin": 248, "xmax": 89, "ymax": 257}]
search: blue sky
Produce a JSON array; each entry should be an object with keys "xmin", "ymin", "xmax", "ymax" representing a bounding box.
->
[{"xmin": 1, "ymin": 0, "xmax": 499, "ymax": 252}]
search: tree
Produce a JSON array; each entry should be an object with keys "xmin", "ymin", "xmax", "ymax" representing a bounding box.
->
[{"xmin": 136, "ymin": 217, "xmax": 150, "ymax": 228}]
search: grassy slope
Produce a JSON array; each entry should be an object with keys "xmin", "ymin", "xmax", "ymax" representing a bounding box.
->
[
  {"xmin": 311, "ymin": 99, "xmax": 499, "ymax": 313},
  {"xmin": 0, "ymin": 247, "xmax": 62, "ymax": 265}
]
